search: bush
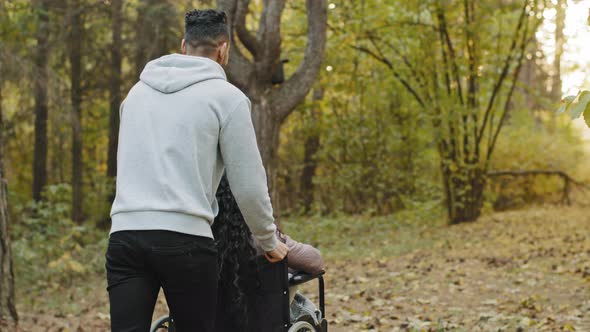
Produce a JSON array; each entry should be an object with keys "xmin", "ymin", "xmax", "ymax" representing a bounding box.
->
[
  {"xmin": 487, "ymin": 109, "xmax": 588, "ymax": 209},
  {"xmin": 11, "ymin": 183, "xmax": 106, "ymax": 306}
]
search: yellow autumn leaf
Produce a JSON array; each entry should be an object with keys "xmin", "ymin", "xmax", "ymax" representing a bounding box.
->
[
  {"xmin": 48, "ymin": 260, "xmax": 59, "ymax": 269},
  {"xmin": 68, "ymin": 259, "xmax": 86, "ymax": 273},
  {"xmin": 563, "ymin": 323, "xmax": 576, "ymax": 331}
]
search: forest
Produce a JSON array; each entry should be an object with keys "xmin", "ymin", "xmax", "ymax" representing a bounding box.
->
[{"xmin": 1, "ymin": 0, "xmax": 590, "ymax": 331}]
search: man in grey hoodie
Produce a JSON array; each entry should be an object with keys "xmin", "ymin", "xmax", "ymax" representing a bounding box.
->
[{"xmin": 105, "ymin": 9, "xmax": 288, "ymax": 332}]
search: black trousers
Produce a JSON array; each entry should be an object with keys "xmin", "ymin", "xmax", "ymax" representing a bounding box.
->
[{"xmin": 105, "ymin": 230, "xmax": 218, "ymax": 332}]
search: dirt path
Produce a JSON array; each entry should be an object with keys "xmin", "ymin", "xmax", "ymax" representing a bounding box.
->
[{"xmin": 18, "ymin": 206, "xmax": 590, "ymax": 331}]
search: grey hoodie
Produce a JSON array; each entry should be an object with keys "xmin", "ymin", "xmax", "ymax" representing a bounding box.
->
[{"xmin": 110, "ymin": 54, "xmax": 277, "ymax": 251}]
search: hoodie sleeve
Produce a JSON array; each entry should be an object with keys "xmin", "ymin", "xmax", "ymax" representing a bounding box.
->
[{"xmin": 219, "ymin": 99, "xmax": 277, "ymax": 252}]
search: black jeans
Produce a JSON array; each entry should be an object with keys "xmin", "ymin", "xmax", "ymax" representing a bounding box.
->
[{"xmin": 105, "ymin": 230, "xmax": 218, "ymax": 332}]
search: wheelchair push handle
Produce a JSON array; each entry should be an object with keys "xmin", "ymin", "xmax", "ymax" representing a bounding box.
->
[{"xmin": 288, "ymin": 270, "xmax": 325, "ymax": 286}]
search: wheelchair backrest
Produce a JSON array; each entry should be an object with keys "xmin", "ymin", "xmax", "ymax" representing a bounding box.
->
[{"xmin": 215, "ymin": 256, "xmax": 290, "ymax": 332}]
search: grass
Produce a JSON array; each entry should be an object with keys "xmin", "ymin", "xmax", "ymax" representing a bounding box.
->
[
  {"xmin": 281, "ymin": 201, "xmax": 447, "ymax": 260},
  {"xmin": 16, "ymin": 202, "xmax": 448, "ymax": 317},
  {"xmin": 17, "ymin": 205, "xmax": 590, "ymax": 331}
]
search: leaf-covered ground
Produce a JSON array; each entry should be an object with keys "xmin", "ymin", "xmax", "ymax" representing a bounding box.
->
[
  {"xmin": 314, "ymin": 207, "xmax": 590, "ymax": 331},
  {"xmin": 18, "ymin": 206, "xmax": 590, "ymax": 332}
]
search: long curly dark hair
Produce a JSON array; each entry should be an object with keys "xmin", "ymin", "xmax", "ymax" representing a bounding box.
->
[{"xmin": 212, "ymin": 175, "xmax": 259, "ymax": 330}]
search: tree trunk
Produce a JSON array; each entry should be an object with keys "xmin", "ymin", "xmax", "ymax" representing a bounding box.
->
[
  {"xmin": 134, "ymin": 0, "xmax": 176, "ymax": 79},
  {"xmin": 134, "ymin": 0, "xmax": 152, "ymax": 79},
  {"xmin": 394, "ymin": 104, "xmax": 416, "ymax": 196},
  {"xmin": 70, "ymin": 0, "xmax": 84, "ymax": 223},
  {"xmin": 218, "ymin": 0, "xmax": 327, "ymax": 215},
  {"xmin": 99, "ymin": 0, "xmax": 123, "ymax": 229},
  {"xmin": 250, "ymin": 98, "xmax": 281, "ymax": 210},
  {"xmin": 33, "ymin": 0, "xmax": 50, "ymax": 201},
  {"xmin": 107, "ymin": 0, "xmax": 122, "ymax": 180},
  {"xmin": 443, "ymin": 164, "xmax": 486, "ymax": 224},
  {"xmin": 0, "ymin": 81, "xmax": 18, "ymax": 331},
  {"xmin": 300, "ymin": 88, "xmax": 323, "ymax": 214},
  {"xmin": 300, "ymin": 134, "xmax": 320, "ymax": 213},
  {"xmin": 551, "ymin": 0, "xmax": 565, "ymax": 99}
]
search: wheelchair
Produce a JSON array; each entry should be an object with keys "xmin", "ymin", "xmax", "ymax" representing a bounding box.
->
[{"xmin": 150, "ymin": 256, "xmax": 327, "ymax": 332}]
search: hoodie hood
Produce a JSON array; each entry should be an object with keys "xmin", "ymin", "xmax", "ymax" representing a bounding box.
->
[{"xmin": 140, "ymin": 54, "xmax": 227, "ymax": 94}]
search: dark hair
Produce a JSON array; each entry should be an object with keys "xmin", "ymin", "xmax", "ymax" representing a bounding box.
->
[
  {"xmin": 212, "ymin": 175, "xmax": 258, "ymax": 329},
  {"xmin": 184, "ymin": 9, "xmax": 229, "ymax": 52}
]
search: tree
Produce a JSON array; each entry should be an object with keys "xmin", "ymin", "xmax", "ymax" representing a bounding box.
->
[
  {"xmin": 355, "ymin": 0, "xmax": 542, "ymax": 223},
  {"xmin": 133, "ymin": 0, "xmax": 179, "ymax": 80},
  {"xmin": 69, "ymin": 0, "xmax": 84, "ymax": 223},
  {"xmin": 300, "ymin": 87, "xmax": 323, "ymax": 213},
  {"xmin": 217, "ymin": 0, "xmax": 327, "ymax": 203},
  {"xmin": 551, "ymin": 0, "xmax": 566, "ymax": 99},
  {"xmin": 99, "ymin": 0, "xmax": 123, "ymax": 228},
  {"xmin": 107, "ymin": 0, "xmax": 122, "ymax": 181},
  {"xmin": 0, "ymin": 77, "xmax": 18, "ymax": 331},
  {"xmin": 32, "ymin": 0, "xmax": 50, "ymax": 201}
]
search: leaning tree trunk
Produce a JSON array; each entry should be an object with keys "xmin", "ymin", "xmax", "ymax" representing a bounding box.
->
[
  {"xmin": 218, "ymin": 0, "xmax": 327, "ymax": 210},
  {"xmin": 32, "ymin": 0, "xmax": 50, "ymax": 202},
  {"xmin": 69, "ymin": 0, "xmax": 84, "ymax": 223},
  {"xmin": 0, "ymin": 78, "xmax": 18, "ymax": 331}
]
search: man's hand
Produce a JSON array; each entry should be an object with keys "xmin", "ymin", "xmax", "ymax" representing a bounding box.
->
[{"xmin": 264, "ymin": 241, "xmax": 289, "ymax": 263}]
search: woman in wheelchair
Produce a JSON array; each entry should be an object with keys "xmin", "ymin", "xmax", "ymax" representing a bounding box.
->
[
  {"xmin": 150, "ymin": 176, "xmax": 326, "ymax": 332},
  {"xmin": 213, "ymin": 175, "xmax": 325, "ymax": 331}
]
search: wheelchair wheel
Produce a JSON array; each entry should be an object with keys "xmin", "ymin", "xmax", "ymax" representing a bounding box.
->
[
  {"xmin": 150, "ymin": 315, "xmax": 175, "ymax": 332},
  {"xmin": 288, "ymin": 320, "xmax": 316, "ymax": 332}
]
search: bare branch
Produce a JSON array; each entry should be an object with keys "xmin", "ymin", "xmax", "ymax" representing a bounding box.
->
[
  {"xmin": 476, "ymin": 0, "xmax": 528, "ymax": 146},
  {"xmin": 235, "ymin": 0, "xmax": 260, "ymax": 58},
  {"xmin": 486, "ymin": 4, "xmax": 536, "ymax": 165},
  {"xmin": 271, "ymin": 0, "xmax": 327, "ymax": 121},
  {"xmin": 368, "ymin": 33, "xmax": 430, "ymax": 99},
  {"xmin": 227, "ymin": 45, "xmax": 255, "ymax": 93},
  {"xmin": 217, "ymin": 0, "xmax": 255, "ymax": 92},
  {"xmin": 464, "ymin": 0, "xmax": 478, "ymax": 163},
  {"xmin": 437, "ymin": 14, "xmax": 452, "ymax": 96},
  {"xmin": 351, "ymin": 45, "xmax": 425, "ymax": 108},
  {"xmin": 488, "ymin": 169, "xmax": 590, "ymax": 204},
  {"xmin": 356, "ymin": 43, "xmax": 393, "ymax": 68},
  {"xmin": 256, "ymin": 0, "xmax": 286, "ymax": 83},
  {"xmin": 373, "ymin": 20, "xmax": 440, "ymax": 31},
  {"xmin": 436, "ymin": 4, "xmax": 464, "ymax": 106},
  {"xmin": 488, "ymin": 170, "xmax": 590, "ymax": 189}
]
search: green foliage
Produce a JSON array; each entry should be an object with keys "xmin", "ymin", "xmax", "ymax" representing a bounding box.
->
[
  {"xmin": 558, "ymin": 90, "xmax": 590, "ymax": 127},
  {"xmin": 489, "ymin": 108, "xmax": 587, "ymax": 209},
  {"xmin": 11, "ymin": 184, "xmax": 106, "ymax": 308}
]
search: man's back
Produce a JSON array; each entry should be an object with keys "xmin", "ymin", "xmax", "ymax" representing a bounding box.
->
[{"xmin": 111, "ymin": 54, "xmax": 276, "ymax": 250}]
